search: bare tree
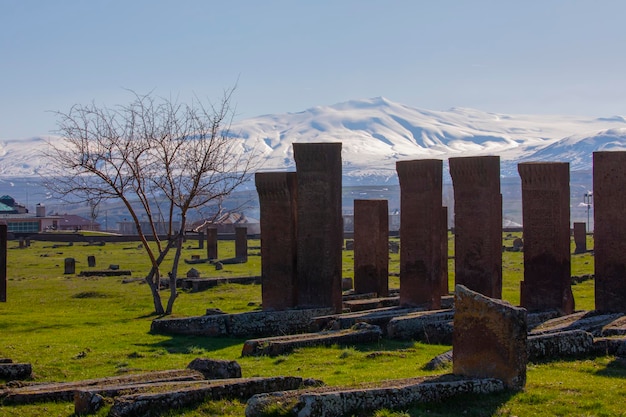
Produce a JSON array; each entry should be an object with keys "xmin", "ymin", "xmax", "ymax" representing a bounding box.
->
[{"xmin": 44, "ymin": 88, "xmax": 259, "ymax": 314}]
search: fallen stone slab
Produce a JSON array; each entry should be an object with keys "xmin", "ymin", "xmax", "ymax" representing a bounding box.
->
[
  {"xmin": 186, "ymin": 358, "xmax": 241, "ymax": 379},
  {"xmin": 0, "ymin": 363, "xmax": 32, "ymax": 381},
  {"xmin": 242, "ymin": 324, "xmax": 382, "ymax": 357},
  {"xmin": 78, "ymin": 270, "xmax": 132, "ymax": 277},
  {"xmin": 387, "ymin": 309, "xmax": 455, "ymax": 344},
  {"xmin": 591, "ymin": 336, "xmax": 626, "ymax": 356},
  {"xmin": 0, "ymin": 369, "xmax": 205, "ymax": 405},
  {"xmin": 601, "ymin": 316, "xmax": 626, "ymax": 336},
  {"xmin": 181, "ymin": 276, "xmax": 261, "ymax": 292},
  {"xmin": 245, "ymin": 375, "xmax": 505, "ymax": 417},
  {"xmin": 423, "ymin": 350, "xmax": 453, "ymax": 371},
  {"xmin": 312, "ymin": 306, "xmax": 425, "ymax": 333},
  {"xmin": 151, "ymin": 308, "xmax": 333, "ymax": 338},
  {"xmin": 343, "ymin": 296, "xmax": 399, "ymax": 312},
  {"xmin": 108, "ymin": 376, "xmax": 315, "ymax": 417},
  {"xmin": 527, "ymin": 330, "xmax": 594, "ymax": 361},
  {"xmin": 530, "ymin": 310, "xmax": 624, "ymax": 337}
]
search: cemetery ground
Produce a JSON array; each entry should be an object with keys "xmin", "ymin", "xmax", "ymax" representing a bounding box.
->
[{"xmin": 0, "ymin": 234, "xmax": 624, "ymax": 417}]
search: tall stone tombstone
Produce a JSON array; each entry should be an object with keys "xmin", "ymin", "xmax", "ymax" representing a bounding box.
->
[
  {"xmin": 293, "ymin": 142, "xmax": 343, "ymax": 313},
  {"xmin": 206, "ymin": 226, "xmax": 218, "ymax": 260},
  {"xmin": 449, "ymin": 156, "xmax": 502, "ymax": 299},
  {"xmin": 593, "ymin": 151, "xmax": 626, "ymax": 313},
  {"xmin": 573, "ymin": 222, "xmax": 587, "ymax": 254},
  {"xmin": 64, "ymin": 258, "xmax": 76, "ymax": 275},
  {"xmin": 255, "ymin": 172, "xmax": 298, "ymax": 311},
  {"xmin": 396, "ymin": 159, "xmax": 443, "ymax": 309},
  {"xmin": 353, "ymin": 199, "xmax": 389, "ymax": 297},
  {"xmin": 441, "ymin": 206, "xmax": 449, "ymax": 296},
  {"xmin": 518, "ymin": 162, "xmax": 574, "ymax": 314},
  {"xmin": 0, "ymin": 224, "xmax": 6, "ymax": 302},
  {"xmin": 235, "ymin": 226, "xmax": 248, "ymax": 261},
  {"xmin": 197, "ymin": 231, "xmax": 205, "ymax": 250}
]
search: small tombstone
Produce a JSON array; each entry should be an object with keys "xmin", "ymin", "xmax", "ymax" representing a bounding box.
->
[
  {"xmin": 345, "ymin": 240, "xmax": 354, "ymax": 250},
  {"xmin": 342, "ymin": 277, "xmax": 353, "ymax": 291},
  {"xmin": 214, "ymin": 261, "xmax": 223, "ymax": 271},
  {"xmin": 573, "ymin": 222, "xmax": 587, "ymax": 254},
  {"xmin": 87, "ymin": 255, "xmax": 96, "ymax": 268},
  {"xmin": 18, "ymin": 237, "xmax": 25, "ymax": 249},
  {"xmin": 453, "ymin": 284, "xmax": 527, "ymax": 390},
  {"xmin": 64, "ymin": 258, "xmax": 76, "ymax": 274},
  {"xmin": 191, "ymin": 254, "xmax": 200, "ymax": 260},
  {"xmin": 186, "ymin": 357, "xmax": 242, "ymax": 379},
  {"xmin": 109, "ymin": 264, "xmax": 120, "ymax": 270},
  {"xmin": 388, "ymin": 241, "xmax": 399, "ymax": 254},
  {"xmin": 25, "ymin": 238, "xmax": 31, "ymax": 247},
  {"xmin": 186, "ymin": 268, "xmax": 200, "ymax": 278},
  {"xmin": 512, "ymin": 238, "xmax": 524, "ymax": 251}
]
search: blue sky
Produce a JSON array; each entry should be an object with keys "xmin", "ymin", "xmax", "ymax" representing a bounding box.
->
[{"xmin": 2, "ymin": 0, "xmax": 626, "ymax": 139}]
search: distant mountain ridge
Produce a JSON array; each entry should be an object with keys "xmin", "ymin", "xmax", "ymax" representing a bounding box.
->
[{"xmin": 2, "ymin": 97, "xmax": 626, "ymax": 184}]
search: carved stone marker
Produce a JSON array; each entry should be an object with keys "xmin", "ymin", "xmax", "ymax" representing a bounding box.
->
[
  {"xmin": 0, "ymin": 224, "xmax": 6, "ymax": 302},
  {"xmin": 235, "ymin": 226, "xmax": 248, "ymax": 261},
  {"xmin": 441, "ymin": 206, "xmax": 449, "ymax": 296},
  {"xmin": 64, "ymin": 258, "xmax": 76, "ymax": 275},
  {"xmin": 449, "ymin": 156, "xmax": 502, "ymax": 299},
  {"xmin": 593, "ymin": 151, "xmax": 626, "ymax": 313},
  {"xmin": 573, "ymin": 222, "xmax": 587, "ymax": 254},
  {"xmin": 255, "ymin": 172, "xmax": 298, "ymax": 311},
  {"xmin": 206, "ymin": 226, "xmax": 218, "ymax": 260},
  {"xmin": 396, "ymin": 159, "xmax": 443, "ymax": 309},
  {"xmin": 353, "ymin": 199, "xmax": 389, "ymax": 297},
  {"xmin": 518, "ymin": 162, "xmax": 574, "ymax": 314},
  {"xmin": 453, "ymin": 284, "xmax": 527, "ymax": 390},
  {"xmin": 87, "ymin": 255, "xmax": 96, "ymax": 268},
  {"xmin": 197, "ymin": 231, "xmax": 204, "ymax": 249},
  {"xmin": 294, "ymin": 142, "xmax": 343, "ymax": 313}
]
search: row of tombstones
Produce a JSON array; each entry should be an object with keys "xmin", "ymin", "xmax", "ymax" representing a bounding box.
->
[{"xmin": 255, "ymin": 143, "xmax": 626, "ymax": 315}]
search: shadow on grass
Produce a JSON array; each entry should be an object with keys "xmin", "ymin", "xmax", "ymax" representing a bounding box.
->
[
  {"xmin": 594, "ymin": 356, "xmax": 626, "ymax": 379},
  {"xmin": 134, "ymin": 334, "xmax": 246, "ymax": 354},
  {"xmin": 402, "ymin": 390, "xmax": 518, "ymax": 417}
]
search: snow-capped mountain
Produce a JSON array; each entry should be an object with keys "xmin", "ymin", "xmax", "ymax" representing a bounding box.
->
[{"xmin": 2, "ymin": 97, "xmax": 626, "ymax": 184}]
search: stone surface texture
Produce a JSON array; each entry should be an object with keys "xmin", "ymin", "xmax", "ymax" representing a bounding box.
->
[
  {"xmin": 396, "ymin": 159, "xmax": 443, "ymax": 308},
  {"xmin": 453, "ymin": 284, "xmax": 527, "ymax": 390},
  {"xmin": 518, "ymin": 162, "xmax": 574, "ymax": 314},
  {"xmin": 353, "ymin": 199, "xmax": 389, "ymax": 297},
  {"xmin": 593, "ymin": 151, "xmax": 626, "ymax": 313},
  {"xmin": 294, "ymin": 142, "xmax": 343, "ymax": 313},
  {"xmin": 449, "ymin": 156, "xmax": 502, "ymax": 298},
  {"xmin": 255, "ymin": 172, "xmax": 298, "ymax": 310}
]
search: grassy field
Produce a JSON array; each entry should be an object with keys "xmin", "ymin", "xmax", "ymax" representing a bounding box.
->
[{"xmin": 0, "ymin": 234, "xmax": 624, "ymax": 417}]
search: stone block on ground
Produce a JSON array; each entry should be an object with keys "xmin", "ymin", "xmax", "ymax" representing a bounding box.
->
[
  {"xmin": 527, "ymin": 330, "xmax": 594, "ymax": 361},
  {"xmin": 186, "ymin": 358, "xmax": 241, "ymax": 379},
  {"xmin": 343, "ymin": 296, "xmax": 399, "ymax": 312},
  {"xmin": 387, "ymin": 309, "xmax": 455, "ymax": 344},
  {"xmin": 241, "ymin": 324, "xmax": 382, "ymax": 357},
  {"xmin": 591, "ymin": 336, "xmax": 626, "ymax": 356},
  {"xmin": 312, "ymin": 306, "xmax": 425, "ymax": 334},
  {"xmin": 245, "ymin": 375, "xmax": 505, "ymax": 417},
  {"xmin": 453, "ymin": 285, "xmax": 527, "ymax": 390},
  {"xmin": 0, "ymin": 363, "xmax": 32, "ymax": 381},
  {"xmin": 530, "ymin": 311, "xmax": 625, "ymax": 337}
]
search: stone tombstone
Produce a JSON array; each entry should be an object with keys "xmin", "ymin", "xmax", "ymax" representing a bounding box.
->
[
  {"xmin": 353, "ymin": 199, "xmax": 389, "ymax": 297},
  {"xmin": 206, "ymin": 226, "xmax": 218, "ymax": 260},
  {"xmin": 293, "ymin": 142, "xmax": 343, "ymax": 313},
  {"xmin": 198, "ymin": 231, "xmax": 205, "ymax": 250},
  {"xmin": 518, "ymin": 162, "xmax": 574, "ymax": 315},
  {"xmin": 453, "ymin": 284, "xmax": 527, "ymax": 390},
  {"xmin": 593, "ymin": 151, "xmax": 626, "ymax": 313},
  {"xmin": 449, "ymin": 156, "xmax": 503, "ymax": 299},
  {"xmin": 441, "ymin": 206, "xmax": 449, "ymax": 296},
  {"xmin": 18, "ymin": 237, "xmax": 24, "ymax": 249},
  {"xmin": 396, "ymin": 159, "xmax": 443, "ymax": 309},
  {"xmin": 235, "ymin": 226, "xmax": 248, "ymax": 261},
  {"xmin": 87, "ymin": 255, "xmax": 96, "ymax": 268},
  {"xmin": 255, "ymin": 171, "xmax": 298, "ymax": 311},
  {"xmin": 64, "ymin": 258, "xmax": 76, "ymax": 275},
  {"xmin": 573, "ymin": 222, "xmax": 587, "ymax": 254},
  {"xmin": 0, "ymin": 224, "xmax": 6, "ymax": 302}
]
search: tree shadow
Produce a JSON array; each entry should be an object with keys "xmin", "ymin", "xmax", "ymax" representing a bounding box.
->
[
  {"xmin": 594, "ymin": 356, "xmax": 626, "ymax": 379},
  {"xmin": 133, "ymin": 333, "xmax": 246, "ymax": 354},
  {"xmin": 404, "ymin": 389, "xmax": 518, "ymax": 417}
]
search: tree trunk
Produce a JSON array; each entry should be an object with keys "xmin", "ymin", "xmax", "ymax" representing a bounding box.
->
[{"xmin": 165, "ymin": 232, "xmax": 184, "ymax": 314}]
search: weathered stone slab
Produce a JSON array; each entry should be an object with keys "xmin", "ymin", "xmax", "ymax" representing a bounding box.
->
[
  {"xmin": 601, "ymin": 315, "xmax": 626, "ymax": 336},
  {"xmin": 0, "ymin": 363, "xmax": 32, "ymax": 381},
  {"xmin": 592, "ymin": 336, "xmax": 626, "ymax": 356},
  {"xmin": 109, "ymin": 376, "xmax": 309, "ymax": 417},
  {"xmin": 206, "ymin": 226, "xmax": 218, "ymax": 260},
  {"xmin": 0, "ymin": 369, "xmax": 205, "ymax": 404},
  {"xmin": 527, "ymin": 330, "xmax": 594, "ymax": 361},
  {"xmin": 78, "ymin": 269, "xmax": 132, "ymax": 277},
  {"xmin": 255, "ymin": 171, "xmax": 298, "ymax": 310},
  {"xmin": 594, "ymin": 151, "xmax": 626, "ymax": 313},
  {"xmin": 343, "ymin": 296, "xmax": 399, "ymax": 312},
  {"xmin": 449, "ymin": 156, "xmax": 502, "ymax": 298},
  {"xmin": 530, "ymin": 310, "xmax": 625, "ymax": 337},
  {"xmin": 235, "ymin": 226, "xmax": 248, "ymax": 262},
  {"xmin": 518, "ymin": 162, "xmax": 574, "ymax": 314},
  {"xmin": 396, "ymin": 159, "xmax": 443, "ymax": 309},
  {"xmin": 353, "ymin": 199, "xmax": 389, "ymax": 297},
  {"xmin": 180, "ymin": 276, "xmax": 261, "ymax": 292},
  {"xmin": 294, "ymin": 142, "xmax": 343, "ymax": 313},
  {"xmin": 242, "ymin": 324, "xmax": 382, "ymax": 357},
  {"xmin": 64, "ymin": 257, "xmax": 75, "ymax": 274},
  {"xmin": 186, "ymin": 358, "xmax": 241, "ymax": 379},
  {"xmin": 453, "ymin": 284, "xmax": 527, "ymax": 390},
  {"xmin": 387, "ymin": 309, "xmax": 455, "ymax": 344},
  {"xmin": 573, "ymin": 222, "xmax": 587, "ymax": 253},
  {"xmin": 245, "ymin": 375, "xmax": 505, "ymax": 417},
  {"xmin": 312, "ymin": 306, "xmax": 426, "ymax": 334},
  {"xmin": 150, "ymin": 308, "xmax": 334, "ymax": 337}
]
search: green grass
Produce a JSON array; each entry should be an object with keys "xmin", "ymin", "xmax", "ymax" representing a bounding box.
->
[{"xmin": 0, "ymin": 234, "xmax": 623, "ymax": 417}]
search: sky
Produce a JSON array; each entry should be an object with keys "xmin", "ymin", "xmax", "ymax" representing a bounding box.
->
[{"xmin": 2, "ymin": 0, "xmax": 626, "ymax": 140}]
